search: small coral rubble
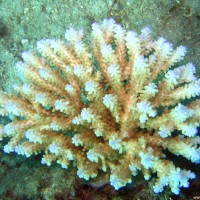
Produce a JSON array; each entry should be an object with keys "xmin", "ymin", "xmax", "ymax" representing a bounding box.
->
[{"xmin": 0, "ymin": 19, "xmax": 200, "ymax": 194}]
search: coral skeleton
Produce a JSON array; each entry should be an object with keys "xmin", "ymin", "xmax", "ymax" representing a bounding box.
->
[{"xmin": 0, "ymin": 19, "xmax": 200, "ymax": 194}]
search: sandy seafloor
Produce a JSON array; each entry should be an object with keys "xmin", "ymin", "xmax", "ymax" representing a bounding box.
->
[{"xmin": 0, "ymin": 0, "xmax": 200, "ymax": 199}]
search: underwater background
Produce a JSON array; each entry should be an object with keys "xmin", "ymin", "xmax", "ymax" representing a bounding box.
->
[{"xmin": 0, "ymin": 0, "xmax": 200, "ymax": 199}]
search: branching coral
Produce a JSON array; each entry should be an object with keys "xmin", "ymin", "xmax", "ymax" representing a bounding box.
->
[{"xmin": 0, "ymin": 19, "xmax": 200, "ymax": 194}]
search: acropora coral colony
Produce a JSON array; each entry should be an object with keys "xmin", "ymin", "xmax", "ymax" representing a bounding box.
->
[{"xmin": 0, "ymin": 19, "xmax": 199, "ymax": 194}]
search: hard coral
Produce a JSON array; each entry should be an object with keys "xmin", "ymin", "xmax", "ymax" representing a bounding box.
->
[{"xmin": 0, "ymin": 19, "xmax": 200, "ymax": 194}]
